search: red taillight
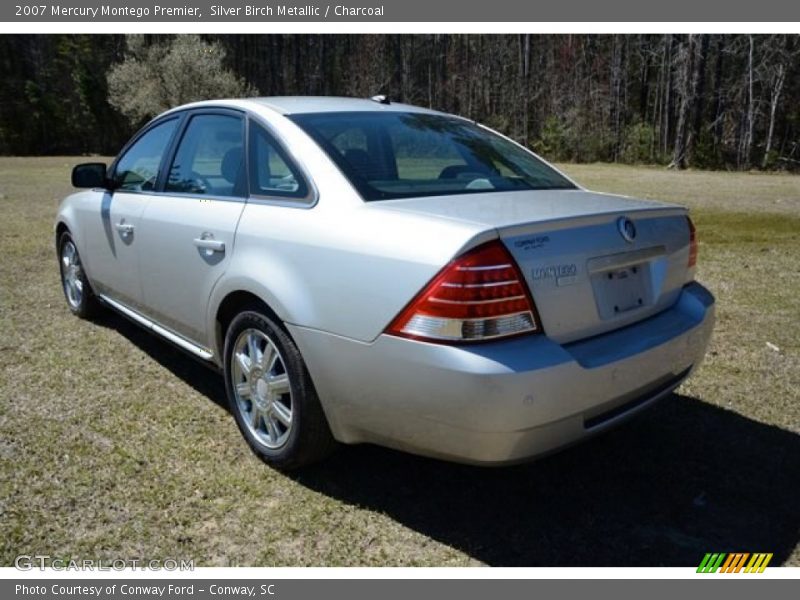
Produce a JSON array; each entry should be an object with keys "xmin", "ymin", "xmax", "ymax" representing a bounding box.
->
[
  {"xmin": 687, "ymin": 216, "xmax": 698, "ymax": 268},
  {"xmin": 386, "ymin": 240, "xmax": 541, "ymax": 343}
]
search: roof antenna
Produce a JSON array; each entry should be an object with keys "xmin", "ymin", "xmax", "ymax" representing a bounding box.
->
[{"xmin": 370, "ymin": 94, "xmax": 391, "ymax": 105}]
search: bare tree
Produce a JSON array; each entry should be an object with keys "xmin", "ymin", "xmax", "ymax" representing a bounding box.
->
[
  {"xmin": 738, "ymin": 35, "xmax": 756, "ymax": 169},
  {"xmin": 670, "ymin": 35, "xmax": 696, "ymax": 168},
  {"xmin": 760, "ymin": 36, "xmax": 793, "ymax": 168}
]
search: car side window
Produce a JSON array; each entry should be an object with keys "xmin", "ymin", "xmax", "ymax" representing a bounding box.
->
[
  {"xmin": 249, "ymin": 122, "xmax": 308, "ymax": 199},
  {"xmin": 113, "ymin": 118, "xmax": 178, "ymax": 192},
  {"xmin": 166, "ymin": 114, "xmax": 245, "ymax": 198}
]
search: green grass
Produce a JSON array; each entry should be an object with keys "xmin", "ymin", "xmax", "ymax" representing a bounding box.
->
[{"xmin": 1, "ymin": 158, "xmax": 798, "ymax": 567}]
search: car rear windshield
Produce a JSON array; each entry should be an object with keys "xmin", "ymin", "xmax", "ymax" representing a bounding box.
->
[{"xmin": 289, "ymin": 111, "xmax": 576, "ymax": 201}]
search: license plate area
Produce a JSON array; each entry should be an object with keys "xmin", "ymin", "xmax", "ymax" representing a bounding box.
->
[{"xmin": 591, "ymin": 262, "xmax": 652, "ymax": 319}]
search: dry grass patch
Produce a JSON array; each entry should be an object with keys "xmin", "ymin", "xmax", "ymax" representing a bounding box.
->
[{"xmin": 1, "ymin": 158, "xmax": 798, "ymax": 566}]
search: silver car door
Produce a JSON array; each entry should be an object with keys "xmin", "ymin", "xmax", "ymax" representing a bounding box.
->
[
  {"xmin": 137, "ymin": 111, "xmax": 246, "ymax": 347},
  {"xmin": 81, "ymin": 118, "xmax": 180, "ymax": 311}
]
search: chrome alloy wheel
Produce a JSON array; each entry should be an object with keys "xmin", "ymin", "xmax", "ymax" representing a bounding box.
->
[
  {"xmin": 231, "ymin": 328, "xmax": 293, "ymax": 449},
  {"xmin": 61, "ymin": 240, "xmax": 84, "ymax": 309}
]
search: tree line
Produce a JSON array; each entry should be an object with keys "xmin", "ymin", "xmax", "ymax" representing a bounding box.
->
[{"xmin": 1, "ymin": 34, "xmax": 798, "ymax": 170}]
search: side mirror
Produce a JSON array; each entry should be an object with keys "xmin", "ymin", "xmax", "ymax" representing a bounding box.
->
[{"xmin": 71, "ymin": 162, "xmax": 108, "ymax": 188}]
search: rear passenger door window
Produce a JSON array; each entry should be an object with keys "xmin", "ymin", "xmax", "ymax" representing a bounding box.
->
[
  {"xmin": 166, "ymin": 114, "xmax": 245, "ymax": 198},
  {"xmin": 248, "ymin": 122, "xmax": 308, "ymax": 199}
]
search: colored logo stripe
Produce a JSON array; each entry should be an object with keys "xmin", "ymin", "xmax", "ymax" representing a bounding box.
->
[
  {"xmin": 697, "ymin": 553, "xmax": 773, "ymax": 573},
  {"xmin": 719, "ymin": 553, "xmax": 749, "ymax": 573},
  {"xmin": 745, "ymin": 553, "xmax": 773, "ymax": 573},
  {"xmin": 697, "ymin": 553, "xmax": 725, "ymax": 573}
]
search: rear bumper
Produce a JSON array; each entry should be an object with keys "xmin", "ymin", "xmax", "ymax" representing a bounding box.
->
[{"xmin": 289, "ymin": 282, "xmax": 715, "ymax": 465}]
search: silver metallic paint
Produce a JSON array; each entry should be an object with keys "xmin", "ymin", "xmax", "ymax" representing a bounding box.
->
[{"xmin": 55, "ymin": 97, "xmax": 715, "ymax": 464}]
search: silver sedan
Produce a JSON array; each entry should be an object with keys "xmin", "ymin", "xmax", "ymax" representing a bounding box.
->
[{"xmin": 56, "ymin": 97, "xmax": 715, "ymax": 468}]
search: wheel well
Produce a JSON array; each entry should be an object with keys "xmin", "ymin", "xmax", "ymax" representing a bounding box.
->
[
  {"xmin": 215, "ymin": 291, "xmax": 285, "ymax": 359},
  {"xmin": 55, "ymin": 222, "xmax": 69, "ymax": 247}
]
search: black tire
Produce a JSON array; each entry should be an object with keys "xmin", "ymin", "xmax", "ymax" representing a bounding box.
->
[
  {"xmin": 57, "ymin": 231, "xmax": 101, "ymax": 319},
  {"xmin": 223, "ymin": 308, "xmax": 337, "ymax": 470}
]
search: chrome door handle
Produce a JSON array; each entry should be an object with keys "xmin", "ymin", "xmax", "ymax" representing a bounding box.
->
[
  {"xmin": 193, "ymin": 237, "xmax": 225, "ymax": 253},
  {"xmin": 115, "ymin": 222, "xmax": 134, "ymax": 236}
]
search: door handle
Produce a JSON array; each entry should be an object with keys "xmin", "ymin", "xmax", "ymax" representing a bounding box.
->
[
  {"xmin": 115, "ymin": 221, "xmax": 134, "ymax": 237},
  {"xmin": 193, "ymin": 236, "xmax": 225, "ymax": 253}
]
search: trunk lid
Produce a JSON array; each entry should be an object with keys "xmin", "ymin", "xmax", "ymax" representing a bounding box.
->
[{"xmin": 379, "ymin": 189, "xmax": 692, "ymax": 343}]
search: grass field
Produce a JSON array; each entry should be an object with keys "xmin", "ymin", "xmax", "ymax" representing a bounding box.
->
[{"xmin": 0, "ymin": 158, "xmax": 798, "ymax": 567}]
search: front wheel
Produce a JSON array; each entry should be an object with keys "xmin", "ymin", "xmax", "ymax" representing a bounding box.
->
[
  {"xmin": 223, "ymin": 309, "xmax": 336, "ymax": 470},
  {"xmin": 58, "ymin": 231, "xmax": 101, "ymax": 319}
]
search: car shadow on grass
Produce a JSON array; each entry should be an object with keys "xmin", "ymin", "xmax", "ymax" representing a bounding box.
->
[
  {"xmin": 94, "ymin": 311, "xmax": 228, "ymax": 410},
  {"xmin": 295, "ymin": 397, "xmax": 800, "ymax": 566},
  {"xmin": 98, "ymin": 311, "xmax": 800, "ymax": 567}
]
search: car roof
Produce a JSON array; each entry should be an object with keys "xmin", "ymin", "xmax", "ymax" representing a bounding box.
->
[
  {"xmin": 248, "ymin": 96, "xmax": 449, "ymax": 115},
  {"xmin": 167, "ymin": 96, "xmax": 449, "ymax": 117}
]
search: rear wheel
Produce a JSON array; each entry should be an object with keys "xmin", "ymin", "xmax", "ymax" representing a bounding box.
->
[
  {"xmin": 58, "ymin": 232, "xmax": 101, "ymax": 319},
  {"xmin": 223, "ymin": 309, "xmax": 336, "ymax": 470}
]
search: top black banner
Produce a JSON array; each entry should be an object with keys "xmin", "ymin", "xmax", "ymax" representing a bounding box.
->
[{"xmin": 3, "ymin": 0, "xmax": 800, "ymax": 22}]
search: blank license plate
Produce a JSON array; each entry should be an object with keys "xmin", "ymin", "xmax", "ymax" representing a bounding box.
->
[{"xmin": 593, "ymin": 264, "xmax": 650, "ymax": 318}]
